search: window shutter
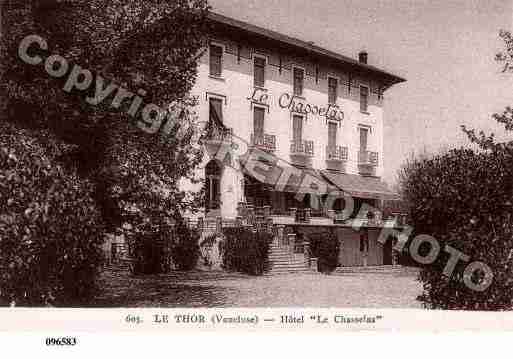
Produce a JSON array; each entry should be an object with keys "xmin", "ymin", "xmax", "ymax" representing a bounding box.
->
[
  {"xmin": 293, "ymin": 68, "xmax": 304, "ymax": 96},
  {"xmin": 209, "ymin": 98, "xmax": 223, "ymax": 126},
  {"xmin": 293, "ymin": 115, "xmax": 303, "ymax": 143},
  {"xmin": 253, "ymin": 107, "xmax": 265, "ymax": 137},
  {"xmin": 360, "ymin": 86, "xmax": 369, "ymax": 112},
  {"xmin": 254, "ymin": 57, "xmax": 265, "ymax": 87},
  {"xmin": 359, "ymin": 128, "xmax": 368, "ymax": 151},
  {"xmin": 209, "ymin": 45, "xmax": 222, "ymax": 77},
  {"xmin": 328, "ymin": 122, "xmax": 337, "ymax": 148}
]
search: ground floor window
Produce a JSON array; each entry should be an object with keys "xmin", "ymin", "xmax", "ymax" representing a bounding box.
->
[{"xmin": 205, "ymin": 160, "xmax": 222, "ymax": 211}]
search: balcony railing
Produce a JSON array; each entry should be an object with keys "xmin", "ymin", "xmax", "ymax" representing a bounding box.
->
[
  {"xmin": 250, "ymin": 133, "xmax": 276, "ymax": 152},
  {"xmin": 203, "ymin": 125, "xmax": 233, "ymax": 143},
  {"xmin": 290, "ymin": 140, "xmax": 314, "ymax": 157},
  {"xmin": 358, "ymin": 150, "xmax": 379, "ymax": 166},
  {"xmin": 326, "ymin": 145, "xmax": 348, "ymax": 162}
]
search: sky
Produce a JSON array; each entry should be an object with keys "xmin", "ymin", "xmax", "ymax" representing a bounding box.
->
[{"xmin": 211, "ymin": 0, "xmax": 513, "ymax": 185}]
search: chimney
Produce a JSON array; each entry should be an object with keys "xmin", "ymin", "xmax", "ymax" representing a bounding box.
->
[{"xmin": 358, "ymin": 51, "xmax": 368, "ymax": 64}]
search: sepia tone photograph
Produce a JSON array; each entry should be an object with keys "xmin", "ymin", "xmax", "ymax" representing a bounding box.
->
[{"xmin": 0, "ymin": 0, "xmax": 512, "ymax": 314}]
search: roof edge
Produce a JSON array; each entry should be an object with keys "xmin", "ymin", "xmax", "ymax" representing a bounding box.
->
[{"xmin": 207, "ymin": 12, "xmax": 406, "ymax": 87}]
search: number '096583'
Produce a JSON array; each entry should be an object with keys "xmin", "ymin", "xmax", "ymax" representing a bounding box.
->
[{"xmin": 45, "ymin": 337, "xmax": 77, "ymax": 346}]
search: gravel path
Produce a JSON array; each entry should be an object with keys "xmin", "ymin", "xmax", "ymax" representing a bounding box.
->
[{"xmin": 94, "ymin": 268, "xmax": 422, "ymax": 308}]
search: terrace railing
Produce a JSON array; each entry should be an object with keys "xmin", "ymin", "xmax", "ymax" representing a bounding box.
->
[
  {"xmin": 290, "ymin": 139, "xmax": 314, "ymax": 157},
  {"xmin": 326, "ymin": 145, "xmax": 348, "ymax": 162},
  {"xmin": 358, "ymin": 150, "xmax": 379, "ymax": 166},
  {"xmin": 250, "ymin": 133, "xmax": 276, "ymax": 152}
]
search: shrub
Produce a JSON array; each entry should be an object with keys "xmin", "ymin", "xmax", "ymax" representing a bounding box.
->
[
  {"xmin": 129, "ymin": 229, "xmax": 172, "ymax": 275},
  {"xmin": 400, "ymin": 148, "xmax": 513, "ymax": 310},
  {"xmin": 309, "ymin": 231, "xmax": 340, "ymax": 273},
  {"xmin": 0, "ymin": 123, "xmax": 105, "ymax": 306},
  {"xmin": 222, "ymin": 227, "xmax": 271, "ymax": 275},
  {"xmin": 171, "ymin": 220, "xmax": 200, "ymax": 271},
  {"xmin": 128, "ymin": 217, "xmax": 199, "ymax": 273}
]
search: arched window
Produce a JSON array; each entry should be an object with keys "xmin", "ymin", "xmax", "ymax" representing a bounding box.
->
[{"xmin": 205, "ymin": 160, "xmax": 222, "ymax": 211}]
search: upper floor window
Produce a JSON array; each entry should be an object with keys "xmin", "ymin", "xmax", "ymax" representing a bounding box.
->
[
  {"xmin": 328, "ymin": 77, "xmax": 338, "ymax": 104},
  {"xmin": 254, "ymin": 57, "xmax": 265, "ymax": 87},
  {"xmin": 209, "ymin": 45, "xmax": 223, "ymax": 77},
  {"xmin": 292, "ymin": 114, "xmax": 303, "ymax": 142},
  {"xmin": 360, "ymin": 85, "xmax": 369, "ymax": 113},
  {"xmin": 359, "ymin": 127, "xmax": 369, "ymax": 151},
  {"xmin": 209, "ymin": 97, "xmax": 223, "ymax": 125},
  {"xmin": 328, "ymin": 122, "xmax": 337, "ymax": 149},
  {"xmin": 293, "ymin": 68, "xmax": 304, "ymax": 96},
  {"xmin": 253, "ymin": 106, "xmax": 265, "ymax": 137}
]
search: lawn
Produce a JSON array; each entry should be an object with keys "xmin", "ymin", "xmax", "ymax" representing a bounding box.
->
[{"xmin": 94, "ymin": 267, "xmax": 423, "ymax": 308}]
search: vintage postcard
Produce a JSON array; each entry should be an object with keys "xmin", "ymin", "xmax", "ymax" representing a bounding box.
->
[{"xmin": 1, "ymin": 0, "xmax": 513, "ymax": 350}]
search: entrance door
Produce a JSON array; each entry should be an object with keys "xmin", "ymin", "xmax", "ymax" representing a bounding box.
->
[{"xmin": 383, "ymin": 238, "xmax": 393, "ymax": 265}]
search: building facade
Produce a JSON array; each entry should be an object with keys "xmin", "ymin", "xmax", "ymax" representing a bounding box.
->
[{"xmin": 189, "ymin": 13, "xmax": 405, "ymax": 220}]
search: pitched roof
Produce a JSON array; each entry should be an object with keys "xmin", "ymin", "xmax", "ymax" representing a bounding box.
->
[{"xmin": 208, "ymin": 12, "xmax": 406, "ymax": 89}]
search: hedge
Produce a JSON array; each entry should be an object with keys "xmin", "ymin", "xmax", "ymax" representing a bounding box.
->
[
  {"xmin": 222, "ymin": 227, "xmax": 271, "ymax": 275},
  {"xmin": 308, "ymin": 231, "xmax": 340, "ymax": 273},
  {"xmin": 400, "ymin": 148, "xmax": 513, "ymax": 310}
]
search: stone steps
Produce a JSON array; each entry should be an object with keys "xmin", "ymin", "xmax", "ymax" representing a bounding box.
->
[
  {"xmin": 268, "ymin": 243, "xmax": 311, "ymax": 274},
  {"xmin": 334, "ymin": 265, "xmax": 418, "ymax": 274}
]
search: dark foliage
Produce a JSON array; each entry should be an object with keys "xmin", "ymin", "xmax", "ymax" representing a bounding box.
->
[
  {"xmin": 0, "ymin": 122, "xmax": 105, "ymax": 306},
  {"xmin": 222, "ymin": 227, "xmax": 271, "ymax": 275},
  {"xmin": 128, "ymin": 220, "xmax": 174, "ymax": 275},
  {"xmin": 171, "ymin": 220, "xmax": 200, "ymax": 271},
  {"xmin": 309, "ymin": 231, "xmax": 340, "ymax": 273},
  {"xmin": 400, "ymin": 148, "xmax": 513, "ymax": 310},
  {"xmin": 1, "ymin": 1, "xmax": 209, "ymax": 231}
]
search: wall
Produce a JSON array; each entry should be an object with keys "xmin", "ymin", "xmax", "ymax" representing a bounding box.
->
[
  {"xmin": 336, "ymin": 227, "xmax": 384, "ymax": 266},
  {"xmin": 187, "ymin": 34, "xmax": 387, "ymax": 218},
  {"xmin": 287, "ymin": 225, "xmax": 387, "ymax": 267}
]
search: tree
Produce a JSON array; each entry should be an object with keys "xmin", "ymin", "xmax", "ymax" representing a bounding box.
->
[
  {"xmin": 0, "ymin": 0, "xmax": 210, "ymax": 231},
  {"xmin": 399, "ymin": 31, "xmax": 513, "ymax": 310},
  {"xmin": 461, "ymin": 30, "xmax": 513, "ymax": 151},
  {"xmin": 0, "ymin": 121, "xmax": 105, "ymax": 306}
]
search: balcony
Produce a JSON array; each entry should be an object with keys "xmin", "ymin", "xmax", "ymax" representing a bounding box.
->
[
  {"xmin": 202, "ymin": 124, "xmax": 233, "ymax": 158},
  {"xmin": 250, "ymin": 133, "xmax": 276, "ymax": 152},
  {"xmin": 290, "ymin": 140, "xmax": 314, "ymax": 157},
  {"xmin": 358, "ymin": 150, "xmax": 379, "ymax": 175},
  {"xmin": 290, "ymin": 139, "xmax": 314, "ymax": 166},
  {"xmin": 326, "ymin": 145, "xmax": 348, "ymax": 171}
]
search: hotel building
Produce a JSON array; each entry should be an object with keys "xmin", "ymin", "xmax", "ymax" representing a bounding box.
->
[{"xmin": 188, "ymin": 12, "xmax": 406, "ymax": 269}]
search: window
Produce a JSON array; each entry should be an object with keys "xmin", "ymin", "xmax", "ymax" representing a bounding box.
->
[
  {"xmin": 328, "ymin": 77, "xmax": 338, "ymax": 104},
  {"xmin": 209, "ymin": 98, "xmax": 223, "ymax": 125},
  {"xmin": 328, "ymin": 122, "xmax": 337, "ymax": 149},
  {"xmin": 292, "ymin": 115, "xmax": 303, "ymax": 143},
  {"xmin": 254, "ymin": 57, "xmax": 265, "ymax": 87},
  {"xmin": 209, "ymin": 45, "xmax": 223, "ymax": 77},
  {"xmin": 253, "ymin": 107, "xmax": 265, "ymax": 137},
  {"xmin": 293, "ymin": 68, "xmax": 304, "ymax": 96},
  {"xmin": 360, "ymin": 85, "xmax": 369, "ymax": 113},
  {"xmin": 205, "ymin": 160, "xmax": 222, "ymax": 211},
  {"xmin": 359, "ymin": 127, "xmax": 368, "ymax": 151}
]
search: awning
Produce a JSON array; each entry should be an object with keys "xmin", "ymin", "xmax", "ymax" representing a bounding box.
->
[
  {"xmin": 320, "ymin": 170, "xmax": 399, "ymax": 200},
  {"xmin": 239, "ymin": 154, "xmax": 336, "ymax": 194}
]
